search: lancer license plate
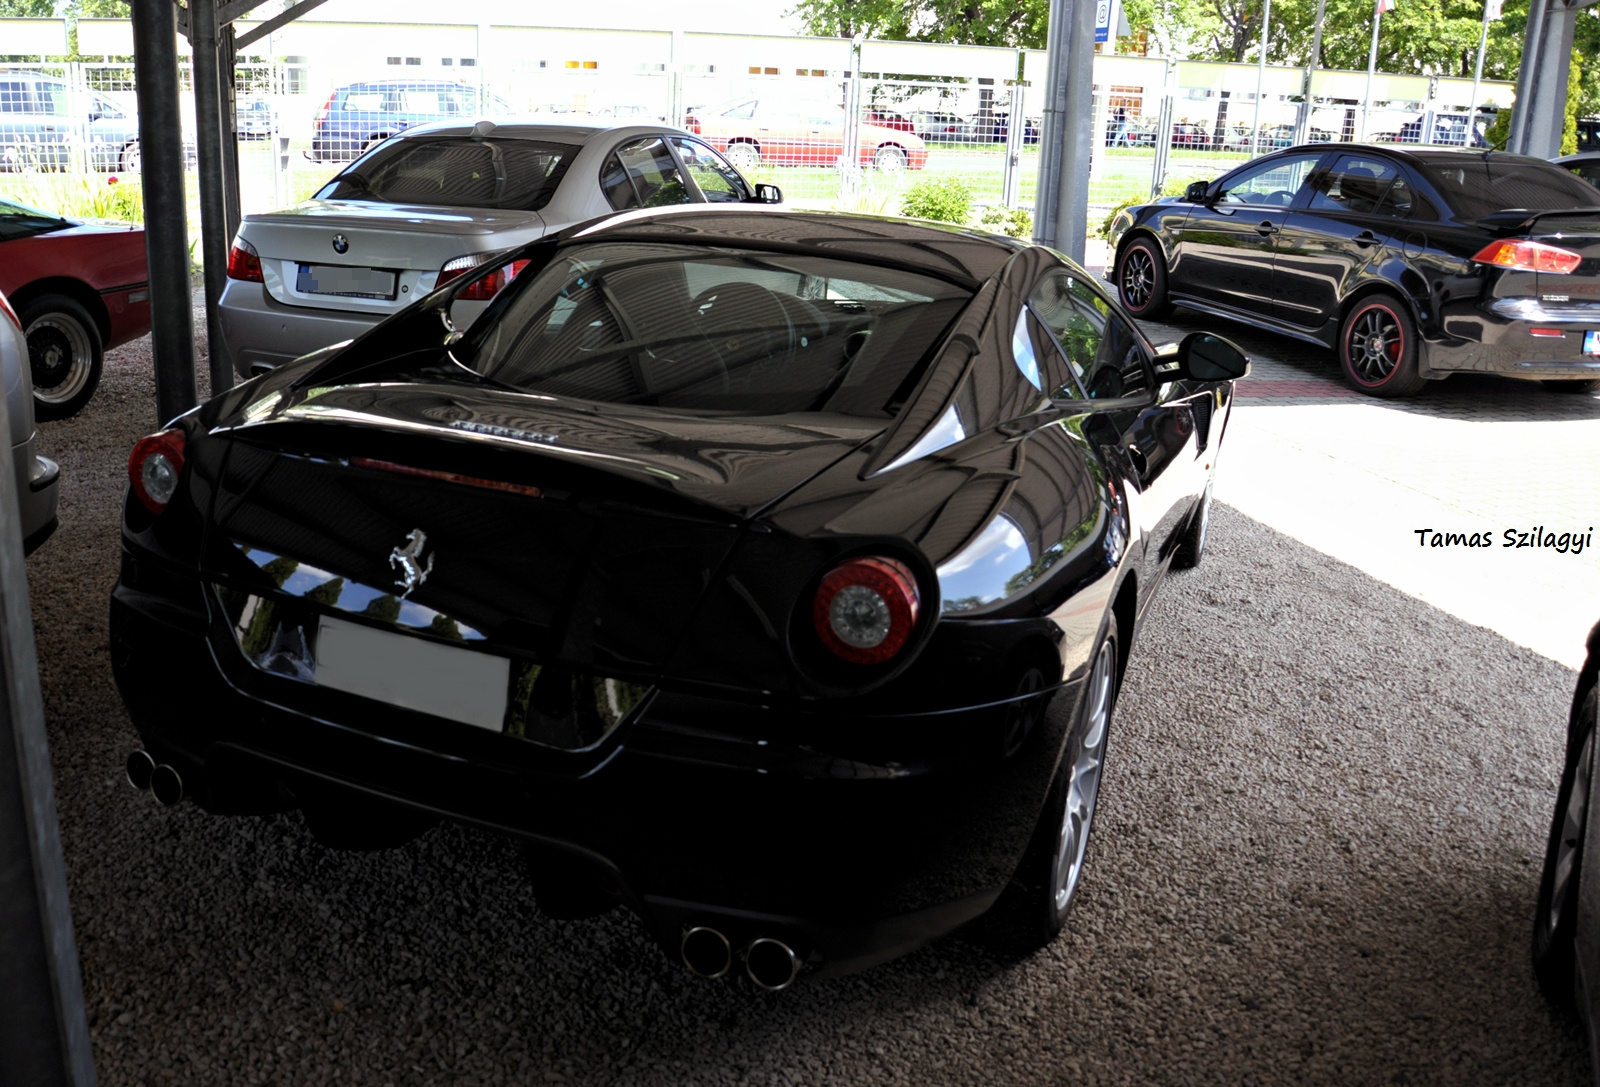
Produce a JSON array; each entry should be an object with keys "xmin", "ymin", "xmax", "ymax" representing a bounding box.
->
[
  {"xmin": 314, "ymin": 615, "xmax": 508, "ymax": 730},
  {"xmin": 1585, "ymin": 331, "xmax": 1600, "ymax": 357},
  {"xmin": 296, "ymin": 263, "xmax": 397, "ymax": 300}
]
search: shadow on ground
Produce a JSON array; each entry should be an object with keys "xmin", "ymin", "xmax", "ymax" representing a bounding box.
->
[{"xmin": 22, "ymin": 334, "xmax": 1590, "ymax": 1086}]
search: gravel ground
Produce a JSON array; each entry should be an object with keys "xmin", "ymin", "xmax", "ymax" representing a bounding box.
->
[{"xmin": 23, "ymin": 321, "xmax": 1589, "ymax": 1085}]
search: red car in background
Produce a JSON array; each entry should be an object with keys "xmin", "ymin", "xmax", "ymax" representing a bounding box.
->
[
  {"xmin": 0, "ymin": 196, "xmax": 150, "ymax": 419},
  {"xmin": 863, "ymin": 107, "xmax": 915, "ymax": 133},
  {"xmin": 687, "ymin": 98, "xmax": 928, "ymax": 171}
]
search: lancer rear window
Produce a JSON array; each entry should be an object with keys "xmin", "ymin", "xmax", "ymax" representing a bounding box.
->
[
  {"xmin": 315, "ymin": 137, "xmax": 577, "ymax": 210},
  {"xmin": 1415, "ymin": 154, "xmax": 1600, "ymax": 220},
  {"xmin": 472, "ymin": 243, "xmax": 972, "ymax": 418}
]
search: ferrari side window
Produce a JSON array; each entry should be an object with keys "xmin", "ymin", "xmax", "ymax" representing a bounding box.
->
[{"xmin": 1029, "ymin": 273, "xmax": 1150, "ymax": 400}]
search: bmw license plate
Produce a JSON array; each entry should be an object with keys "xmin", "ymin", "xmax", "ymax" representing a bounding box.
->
[
  {"xmin": 1585, "ymin": 331, "xmax": 1600, "ymax": 357},
  {"xmin": 296, "ymin": 263, "xmax": 397, "ymax": 300},
  {"xmin": 314, "ymin": 615, "xmax": 508, "ymax": 730}
]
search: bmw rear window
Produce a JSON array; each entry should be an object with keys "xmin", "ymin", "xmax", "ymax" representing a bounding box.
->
[
  {"xmin": 1414, "ymin": 153, "xmax": 1600, "ymax": 220},
  {"xmin": 471, "ymin": 243, "xmax": 972, "ymax": 418},
  {"xmin": 315, "ymin": 137, "xmax": 577, "ymax": 211}
]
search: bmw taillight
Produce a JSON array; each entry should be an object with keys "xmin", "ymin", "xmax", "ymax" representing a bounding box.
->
[
  {"xmin": 437, "ymin": 255, "xmax": 529, "ymax": 301},
  {"xmin": 128, "ymin": 429, "xmax": 187, "ymax": 514},
  {"xmin": 1472, "ymin": 239, "xmax": 1583, "ymax": 275},
  {"xmin": 226, "ymin": 236, "xmax": 263, "ymax": 282},
  {"xmin": 0, "ymin": 292, "xmax": 19, "ymax": 331},
  {"xmin": 812, "ymin": 556, "xmax": 921, "ymax": 665}
]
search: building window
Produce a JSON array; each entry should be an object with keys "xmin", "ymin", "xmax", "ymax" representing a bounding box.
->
[
  {"xmin": 405, "ymin": 57, "xmax": 422, "ymax": 66},
  {"xmin": 460, "ymin": 58, "xmax": 477, "ymax": 67},
  {"xmin": 441, "ymin": 58, "xmax": 453, "ymax": 66},
  {"xmin": 386, "ymin": 56, "xmax": 402, "ymax": 65}
]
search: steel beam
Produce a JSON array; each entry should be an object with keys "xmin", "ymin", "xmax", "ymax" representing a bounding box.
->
[
  {"xmin": 191, "ymin": 0, "xmax": 234, "ymax": 396},
  {"xmin": 133, "ymin": 0, "xmax": 198, "ymax": 425},
  {"xmin": 1033, "ymin": 0, "xmax": 1097, "ymax": 262},
  {"xmin": 0, "ymin": 365, "xmax": 96, "ymax": 1087}
]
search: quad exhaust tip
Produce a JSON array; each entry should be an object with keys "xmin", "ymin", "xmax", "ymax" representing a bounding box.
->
[
  {"xmin": 126, "ymin": 750, "xmax": 183, "ymax": 807},
  {"xmin": 744, "ymin": 937, "xmax": 801, "ymax": 991},
  {"xmin": 681, "ymin": 926, "xmax": 733, "ymax": 979}
]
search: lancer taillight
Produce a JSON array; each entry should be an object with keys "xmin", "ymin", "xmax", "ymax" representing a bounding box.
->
[
  {"xmin": 437, "ymin": 255, "xmax": 530, "ymax": 301},
  {"xmin": 128, "ymin": 429, "xmax": 187, "ymax": 514},
  {"xmin": 1472, "ymin": 239, "xmax": 1583, "ymax": 275},
  {"xmin": 227, "ymin": 236, "xmax": 263, "ymax": 282},
  {"xmin": 812, "ymin": 556, "xmax": 921, "ymax": 665}
]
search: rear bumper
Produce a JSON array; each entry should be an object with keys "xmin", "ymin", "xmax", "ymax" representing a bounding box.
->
[
  {"xmin": 218, "ymin": 280, "xmax": 377, "ymax": 377},
  {"xmin": 109, "ymin": 552, "xmax": 1078, "ymax": 981},
  {"xmin": 1428, "ymin": 299, "xmax": 1600, "ymax": 379}
]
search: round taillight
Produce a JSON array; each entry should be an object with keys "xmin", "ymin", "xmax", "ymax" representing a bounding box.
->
[
  {"xmin": 128, "ymin": 429, "xmax": 187, "ymax": 514},
  {"xmin": 812, "ymin": 556, "xmax": 921, "ymax": 665}
]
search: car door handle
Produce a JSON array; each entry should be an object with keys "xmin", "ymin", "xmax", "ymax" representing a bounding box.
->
[
  {"xmin": 1255, "ymin": 220, "xmax": 1278, "ymax": 236},
  {"xmin": 1354, "ymin": 230, "xmax": 1379, "ymax": 248}
]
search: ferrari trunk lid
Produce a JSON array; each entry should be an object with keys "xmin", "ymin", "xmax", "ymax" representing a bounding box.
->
[{"xmin": 197, "ymin": 381, "xmax": 880, "ymax": 671}]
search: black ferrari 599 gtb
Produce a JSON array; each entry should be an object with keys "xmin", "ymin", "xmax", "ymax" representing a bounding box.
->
[{"xmin": 112, "ymin": 207, "xmax": 1246, "ymax": 988}]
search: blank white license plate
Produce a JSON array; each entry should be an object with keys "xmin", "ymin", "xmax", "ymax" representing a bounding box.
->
[
  {"xmin": 1585, "ymin": 331, "xmax": 1600, "ymax": 357},
  {"xmin": 296, "ymin": 263, "xmax": 397, "ymax": 299},
  {"xmin": 314, "ymin": 615, "xmax": 508, "ymax": 731}
]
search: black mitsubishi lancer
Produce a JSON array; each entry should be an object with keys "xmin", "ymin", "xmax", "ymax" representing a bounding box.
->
[
  {"xmin": 111, "ymin": 207, "xmax": 1246, "ymax": 988},
  {"xmin": 1108, "ymin": 145, "xmax": 1600, "ymax": 397}
]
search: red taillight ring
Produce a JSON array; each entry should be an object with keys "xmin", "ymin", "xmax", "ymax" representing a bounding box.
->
[
  {"xmin": 128, "ymin": 429, "xmax": 187, "ymax": 514},
  {"xmin": 812, "ymin": 556, "xmax": 921, "ymax": 665}
]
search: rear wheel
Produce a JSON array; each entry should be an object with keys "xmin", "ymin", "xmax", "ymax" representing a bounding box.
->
[
  {"xmin": 1116, "ymin": 237, "xmax": 1172, "ymax": 320},
  {"xmin": 21, "ymin": 294, "xmax": 103, "ymax": 420},
  {"xmin": 976, "ymin": 615, "xmax": 1118, "ymax": 952},
  {"xmin": 1542, "ymin": 379, "xmax": 1600, "ymax": 395},
  {"xmin": 724, "ymin": 142, "xmax": 761, "ymax": 170},
  {"xmin": 1534, "ymin": 685, "xmax": 1599, "ymax": 1008},
  {"xmin": 1338, "ymin": 294, "xmax": 1425, "ymax": 397},
  {"xmin": 872, "ymin": 144, "xmax": 908, "ymax": 172}
]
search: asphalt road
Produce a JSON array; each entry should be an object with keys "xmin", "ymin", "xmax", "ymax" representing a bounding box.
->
[{"xmin": 21, "ymin": 307, "xmax": 1595, "ymax": 1085}]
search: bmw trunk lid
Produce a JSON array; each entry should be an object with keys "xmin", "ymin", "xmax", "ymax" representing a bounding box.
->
[{"xmin": 239, "ymin": 200, "xmax": 548, "ymax": 317}]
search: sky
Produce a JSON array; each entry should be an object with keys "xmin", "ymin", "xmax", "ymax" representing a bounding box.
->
[{"xmin": 302, "ymin": 0, "xmax": 807, "ymax": 37}]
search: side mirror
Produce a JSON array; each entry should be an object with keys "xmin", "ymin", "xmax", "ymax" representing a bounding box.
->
[
  {"xmin": 752, "ymin": 183, "xmax": 782, "ymax": 204},
  {"xmin": 1152, "ymin": 332, "xmax": 1250, "ymax": 383},
  {"xmin": 1184, "ymin": 181, "xmax": 1210, "ymax": 203}
]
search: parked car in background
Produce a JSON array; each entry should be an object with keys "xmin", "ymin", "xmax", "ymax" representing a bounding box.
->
[
  {"xmin": 0, "ymin": 288, "xmax": 59, "ymax": 554},
  {"xmin": 235, "ymin": 96, "xmax": 276, "ymax": 139},
  {"xmin": 969, "ymin": 110, "xmax": 1039, "ymax": 145},
  {"xmin": 0, "ymin": 72, "xmax": 152, "ymax": 172},
  {"xmin": 1109, "ymin": 145, "xmax": 1600, "ymax": 397},
  {"xmin": 1554, "ymin": 150, "xmax": 1600, "ymax": 190},
  {"xmin": 687, "ymin": 99, "xmax": 927, "ymax": 171},
  {"xmin": 863, "ymin": 107, "xmax": 914, "ymax": 133},
  {"xmin": 115, "ymin": 205, "xmax": 1247, "ymax": 986},
  {"xmin": 1532, "ymin": 619, "xmax": 1600, "ymax": 1080},
  {"xmin": 221, "ymin": 119, "xmax": 779, "ymax": 377},
  {"xmin": 910, "ymin": 110, "xmax": 971, "ymax": 142},
  {"xmin": 0, "ymin": 196, "xmax": 150, "ymax": 418},
  {"xmin": 309, "ymin": 80, "xmax": 516, "ymax": 161},
  {"xmin": 1169, "ymin": 122, "xmax": 1211, "ymax": 150}
]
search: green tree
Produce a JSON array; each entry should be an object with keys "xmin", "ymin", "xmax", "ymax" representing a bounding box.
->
[{"xmin": 0, "ymin": 0, "xmax": 58, "ymax": 16}]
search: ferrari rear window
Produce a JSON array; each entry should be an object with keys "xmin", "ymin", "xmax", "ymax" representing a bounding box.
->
[
  {"xmin": 315, "ymin": 137, "xmax": 577, "ymax": 211},
  {"xmin": 1414, "ymin": 154, "xmax": 1600, "ymax": 220},
  {"xmin": 472, "ymin": 243, "xmax": 972, "ymax": 418}
]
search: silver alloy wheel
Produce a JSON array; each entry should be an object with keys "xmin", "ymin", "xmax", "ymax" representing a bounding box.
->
[
  {"xmin": 26, "ymin": 309, "xmax": 95, "ymax": 405},
  {"xmin": 120, "ymin": 141, "xmax": 139, "ymax": 173},
  {"xmin": 1052, "ymin": 636, "xmax": 1114, "ymax": 913},
  {"xmin": 1121, "ymin": 246, "xmax": 1154, "ymax": 309},
  {"xmin": 1546, "ymin": 724, "xmax": 1594, "ymax": 939},
  {"xmin": 1347, "ymin": 305, "xmax": 1402, "ymax": 383},
  {"xmin": 873, "ymin": 145, "xmax": 908, "ymax": 172},
  {"xmin": 725, "ymin": 143, "xmax": 760, "ymax": 170}
]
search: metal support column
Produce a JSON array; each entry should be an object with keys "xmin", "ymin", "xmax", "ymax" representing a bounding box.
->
[
  {"xmin": 133, "ymin": 0, "xmax": 198, "ymax": 425},
  {"xmin": 1034, "ymin": 0, "xmax": 1097, "ymax": 261},
  {"xmin": 220, "ymin": 24, "xmax": 243, "ymax": 242},
  {"xmin": 0, "ymin": 393, "xmax": 96, "ymax": 1087},
  {"xmin": 1507, "ymin": 0, "xmax": 1592, "ymax": 157},
  {"xmin": 191, "ymin": 0, "xmax": 234, "ymax": 397}
]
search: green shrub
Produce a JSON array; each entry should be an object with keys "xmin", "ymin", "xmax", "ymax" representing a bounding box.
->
[
  {"xmin": 7, "ymin": 173, "xmax": 143, "ymax": 223},
  {"xmin": 977, "ymin": 203, "xmax": 1033, "ymax": 239},
  {"xmin": 900, "ymin": 176, "xmax": 973, "ymax": 224}
]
